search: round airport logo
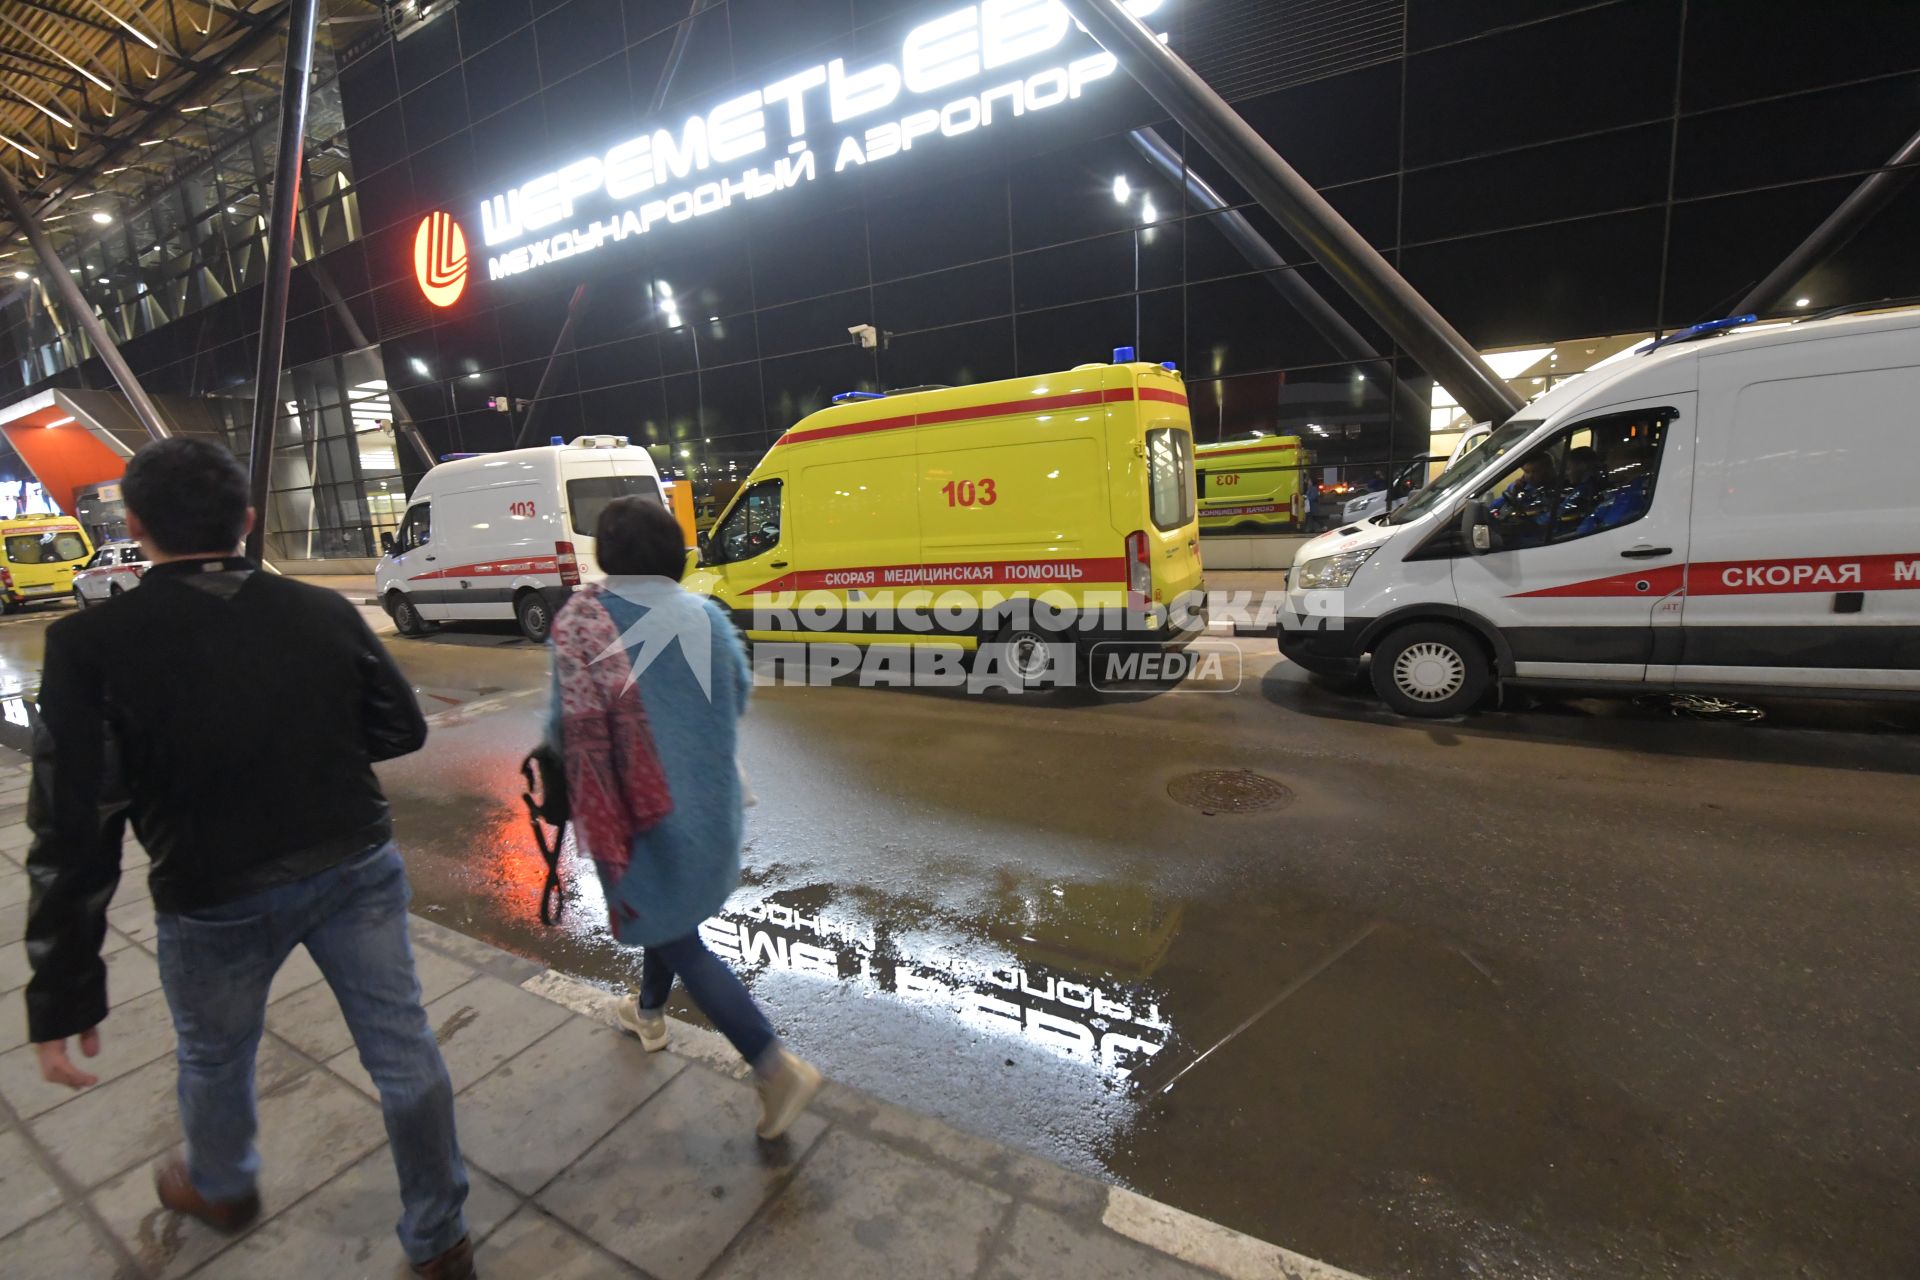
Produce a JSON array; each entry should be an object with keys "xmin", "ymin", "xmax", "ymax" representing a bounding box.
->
[{"xmin": 413, "ymin": 211, "xmax": 468, "ymax": 308}]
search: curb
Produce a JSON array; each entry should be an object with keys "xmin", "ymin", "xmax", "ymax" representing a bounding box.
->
[{"xmin": 518, "ymin": 967, "xmax": 1370, "ymax": 1280}]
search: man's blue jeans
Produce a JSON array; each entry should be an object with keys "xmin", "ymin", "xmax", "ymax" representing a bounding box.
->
[{"xmin": 154, "ymin": 843, "xmax": 468, "ymax": 1264}]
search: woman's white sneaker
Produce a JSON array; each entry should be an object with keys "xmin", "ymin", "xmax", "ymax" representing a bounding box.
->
[
  {"xmin": 754, "ymin": 1047, "xmax": 823, "ymax": 1139},
  {"xmin": 615, "ymin": 993, "xmax": 669, "ymax": 1052}
]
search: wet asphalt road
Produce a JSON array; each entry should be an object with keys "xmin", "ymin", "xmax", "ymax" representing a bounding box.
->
[{"xmin": 3, "ymin": 596, "xmax": 1917, "ymax": 1279}]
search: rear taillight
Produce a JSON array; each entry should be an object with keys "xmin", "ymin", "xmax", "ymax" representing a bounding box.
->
[
  {"xmin": 555, "ymin": 541, "xmax": 581, "ymax": 588},
  {"xmin": 1125, "ymin": 530, "xmax": 1151, "ymax": 606}
]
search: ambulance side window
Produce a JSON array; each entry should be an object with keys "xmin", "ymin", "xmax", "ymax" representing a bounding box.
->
[
  {"xmin": 711, "ymin": 480, "xmax": 782, "ymax": 564},
  {"xmin": 394, "ymin": 503, "xmax": 431, "ymax": 553},
  {"xmin": 1474, "ymin": 409, "xmax": 1673, "ymax": 550}
]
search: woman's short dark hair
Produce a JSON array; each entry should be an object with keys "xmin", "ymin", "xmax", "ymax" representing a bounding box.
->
[
  {"xmin": 595, "ymin": 495, "xmax": 686, "ymax": 578},
  {"xmin": 123, "ymin": 437, "xmax": 250, "ymax": 555}
]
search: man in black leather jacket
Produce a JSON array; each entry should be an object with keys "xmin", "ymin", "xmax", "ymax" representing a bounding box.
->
[{"xmin": 20, "ymin": 438, "xmax": 475, "ymax": 1280}]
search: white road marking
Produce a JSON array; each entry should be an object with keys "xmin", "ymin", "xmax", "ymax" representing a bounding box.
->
[
  {"xmin": 1103, "ymin": 1186, "xmax": 1371, "ymax": 1280},
  {"xmin": 1159, "ymin": 920, "xmax": 1379, "ymax": 1095}
]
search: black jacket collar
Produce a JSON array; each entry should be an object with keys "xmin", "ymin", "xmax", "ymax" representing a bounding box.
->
[{"xmin": 144, "ymin": 555, "xmax": 256, "ymax": 580}]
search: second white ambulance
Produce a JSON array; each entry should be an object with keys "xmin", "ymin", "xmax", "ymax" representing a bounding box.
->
[
  {"xmin": 377, "ymin": 436, "xmax": 665, "ymax": 642},
  {"xmin": 1281, "ymin": 306, "xmax": 1920, "ymax": 716}
]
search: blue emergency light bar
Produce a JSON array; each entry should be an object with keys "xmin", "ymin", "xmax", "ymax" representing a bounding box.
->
[
  {"xmin": 1641, "ymin": 314, "xmax": 1757, "ymax": 353},
  {"xmin": 1113, "ymin": 346, "xmax": 1136, "ymax": 362},
  {"xmin": 832, "ymin": 391, "xmax": 885, "ymax": 403}
]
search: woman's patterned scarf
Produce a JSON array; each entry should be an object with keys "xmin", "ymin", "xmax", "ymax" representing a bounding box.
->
[{"xmin": 550, "ymin": 583, "xmax": 672, "ymax": 919}]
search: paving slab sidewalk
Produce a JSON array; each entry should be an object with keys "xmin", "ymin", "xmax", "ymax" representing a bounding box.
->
[{"xmin": 0, "ymin": 752, "xmax": 1364, "ymax": 1280}]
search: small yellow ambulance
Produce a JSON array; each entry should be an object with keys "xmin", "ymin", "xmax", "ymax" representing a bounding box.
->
[
  {"xmin": 1194, "ymin": 436, "xmax": 1311, "ymax": 532},
  {"xmin": 0, "ymin": 515, "xmax": 93, "ymax": 613},
  {"xmin": 684, "ymin": 355, "xmax": 1206, "ymax": 682}
]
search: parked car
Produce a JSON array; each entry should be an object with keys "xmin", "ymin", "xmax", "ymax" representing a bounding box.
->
[{"xmin": 72, "ymin": 540, "xmax": 149, "ymax": 607}]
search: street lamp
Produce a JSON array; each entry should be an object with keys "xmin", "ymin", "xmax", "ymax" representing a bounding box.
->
[{"xmin": 658, "ymin": 280, "xmax": 704, "ymax": 456}]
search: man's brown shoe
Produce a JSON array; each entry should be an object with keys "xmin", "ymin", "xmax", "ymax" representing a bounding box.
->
[
  {"xmin": 153, "ymin": 1158, "xmax": 260, "ymax": 1233},
  {"xmin": 412, "ymin": 1236, "xmax": 476, "ymax": 1279}
]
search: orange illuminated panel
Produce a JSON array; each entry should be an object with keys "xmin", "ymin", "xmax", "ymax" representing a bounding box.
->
[{"xmin": 2, "ymin": 420, "xmax": 126, "ymax": 515}]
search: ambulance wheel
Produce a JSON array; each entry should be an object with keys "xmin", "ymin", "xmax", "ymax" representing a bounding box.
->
[
  {"xmin": 978, "ymin": 623, "xmax": 1074, "ymax": 691},
  {"xmin": 73, "ymin": 590, "xmax": 87, "ymax": 610},
  {"xmin": 515, "ymin": 591, "xmax": 554, "ymax": 644},
  {"xmin": 388, "ymin": 591, "xmax": 430, "ymax": 637},
  {"xmin": 109, "ymin": 584, "xmax": 124, "ymax": 598},
  {"xmin": 1370, "ymin": 622, "xmax": 1490, "ymax": 718}
]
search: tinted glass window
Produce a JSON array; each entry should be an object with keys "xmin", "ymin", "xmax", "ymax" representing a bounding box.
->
[
  {"xmin": 1147, "ymin": 428, "xmax": 1195, "ymax": 531},
  {"xmin": 394, "ymin": 503, "xmax": 430, "ymax": 552},
  {"xmin": 1474, "ymin": 410, "xmax": 1673, "ymax": 550},
  {"xmin": 567, "ymin": 475, "xmax": 663, "ymax": 537},
  {"xmin": 7, "ymin": 532, "xmax": 87, "ymax": 563},
  {"xmin": 710, "ymin": 479, "xmax": 782, "ymax": 564}
]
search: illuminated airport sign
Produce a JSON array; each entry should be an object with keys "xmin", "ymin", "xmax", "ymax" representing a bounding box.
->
[{"xmin": 476, "ymin": 0, "xmax": 1168, "ymax": 283}]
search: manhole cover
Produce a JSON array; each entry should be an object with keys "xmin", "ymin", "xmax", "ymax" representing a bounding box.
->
[{"xmin": 1166, "ymin": 770, "xmax": 1293, "ymax": 814}]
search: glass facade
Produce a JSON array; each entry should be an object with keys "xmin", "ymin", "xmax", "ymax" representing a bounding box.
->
[{"xmin": 2, "ymin": 0, "xmax": 1917, "ymax": 558}]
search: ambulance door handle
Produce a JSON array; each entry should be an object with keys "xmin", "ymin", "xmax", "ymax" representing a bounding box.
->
[
  {"xmin": 768, "ymin": 560, "xmax": 789, "ymax": 569},
  {"xmin": 1619, "ymin": 546, "xmax": 1671, "ymax": 559}
]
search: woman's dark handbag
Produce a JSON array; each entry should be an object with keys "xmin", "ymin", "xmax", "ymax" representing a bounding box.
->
[{"xmin": 519, "ymin": 744, "xmax": 570, "ymax": 925}]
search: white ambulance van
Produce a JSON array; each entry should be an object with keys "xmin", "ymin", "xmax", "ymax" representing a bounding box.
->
[
  {"xmin": 376, "ymin": 436, "xmax": 665, "ymax": 642},
  {"xmin": 1280, "ymin": 306, "xmax": 1920, "ymax": 716}
]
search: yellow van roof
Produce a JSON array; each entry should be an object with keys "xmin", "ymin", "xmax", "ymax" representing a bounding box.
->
[
  {"xmin": 767, "ymin": 361, "xmax": 1188, "ymax": 455},
  {"xmin": 1195, "ymin": 437, "xmax": 1302, "ymax": 460}
]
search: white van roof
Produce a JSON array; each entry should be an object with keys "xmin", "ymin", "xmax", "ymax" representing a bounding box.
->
[
  {"xmin": 1520, "ymin": 304, "xmax": 1920, "ymax": 423},
  {"xmin": 414, "ymin": 437, "xmax": 661, "ymax": 490}
]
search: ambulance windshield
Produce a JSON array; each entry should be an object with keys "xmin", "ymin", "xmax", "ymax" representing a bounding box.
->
[{"xmin": 1389, "ymin": 419, "xmax": 1540, "ymax": 525}]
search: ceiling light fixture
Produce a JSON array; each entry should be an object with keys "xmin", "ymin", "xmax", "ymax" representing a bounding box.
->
[
  {"xmin": 91, "ymin": 211, "xmax": 113, "ymax": 224},
  {"xmin": 90, "ymin": 0, "xmax": 160, "ymax": 48}
]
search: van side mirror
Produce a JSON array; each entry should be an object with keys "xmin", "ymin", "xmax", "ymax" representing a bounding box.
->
[
  {"xmin": 1461, "ymin": 500, "xmax": 1493, "ymax": 554},
  {"xmin": 696, "ymin": 530, "xmax": 711, "ymax": 564},
  {"xmin": 380, "ymin": 531, "xmax": 395, "ymax": 554}
]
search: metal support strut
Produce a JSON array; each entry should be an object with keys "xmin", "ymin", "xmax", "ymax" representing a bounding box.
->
[
  {"xmin": 1734, "ymin": 123, "xmax": 1920, "ymax": 318},
  {"xmin": 0, "ymin": 166, "xmax": 171, "ymax": 443},
  {"xmin": 243, "ymin": 0, "xmax": 320, "ymax": 562},
  {"xmin": 1059, "ymin": 0, "xmax": 1525, "ymax": 427}
]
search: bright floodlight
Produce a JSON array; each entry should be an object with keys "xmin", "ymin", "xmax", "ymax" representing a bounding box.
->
[
  {"xmin": 91, "ymin": 211, "xmax": 112, "ymax": 224},
  {"xmin": 1139, "ymin": 196, "xmax": 1157, "ymax": 224},
  {"xmin": 1112, "ymin": 175, "xmax": 1130, "ymax": 204}
]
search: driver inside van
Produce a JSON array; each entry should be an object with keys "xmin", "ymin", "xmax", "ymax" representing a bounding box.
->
[{"xmin": 1489, "ymin": 454, "xmax": 1557, "ymax": 543}]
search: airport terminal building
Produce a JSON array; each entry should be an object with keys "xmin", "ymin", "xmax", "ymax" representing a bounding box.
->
[{"xmin": 1, "ymin": 0, "xmax": 1916, "ymax": 563}]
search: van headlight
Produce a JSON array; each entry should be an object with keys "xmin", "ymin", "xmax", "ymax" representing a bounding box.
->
[{"xmin": 1294, "ymin": 547, "xmax": 1376, "ymax": 590}]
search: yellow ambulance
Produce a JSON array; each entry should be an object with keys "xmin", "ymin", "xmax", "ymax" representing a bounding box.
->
[
  {"xmin": 683, "ymin": 356, "xmax": 1206, "ymax": 682},
  {"xmin": 1194, "ymin": 436, "xmax": 1311, "ymax": 532},
  {"xmin": 0, "ymin": 515, "xmax": 93, "ymax": 613}
]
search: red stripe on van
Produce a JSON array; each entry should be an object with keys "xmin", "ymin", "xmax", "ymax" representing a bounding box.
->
[
  {"xmin": 1513, "ymin": 553, "xmax": 1920, "ymax": 599},
  {"xmin": 1196, "ymin": 442, "xmax": 1298, "ymax": 459},
  {"xmin": 742, "ymin": 556, "xmax": 1129, "ymax": 595},
  {"xmin": 409, "ymin": 556, "xmax": 560, "ymax": 582},
  {"xmin": 775, "ymin": 385, "xmax": 1178, "ymax": 448}
]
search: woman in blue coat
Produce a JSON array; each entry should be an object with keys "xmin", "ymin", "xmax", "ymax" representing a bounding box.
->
[{"xmin": 546, "ymin": 496, "xmax": 820, "ymax": 1139}]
